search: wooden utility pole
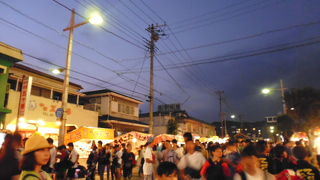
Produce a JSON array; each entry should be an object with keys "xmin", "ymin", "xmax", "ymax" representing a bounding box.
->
[
  {"xmin": 146, "ymin": 24, "xmax": 165, "ymax": 134},
  {"xmin": 216, "ymin": 90, "xmax": 224, "ymax": 137}
]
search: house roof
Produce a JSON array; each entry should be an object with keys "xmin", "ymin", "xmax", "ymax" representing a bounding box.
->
[
  {"xmin": 99, "ymin": 115, "xmax": 149, "ymax": 126},
  {"xmin": 83, "ymin": 89, "xmax": 143, "ymax": 103},
  {"xmin": 13, "ymin": 64, "xmax": 83, "ymax": 89}
]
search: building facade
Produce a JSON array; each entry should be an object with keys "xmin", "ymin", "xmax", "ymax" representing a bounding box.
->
[
  {"xmin": 140, "ymin": 104, "xmax": 216, "ymax": 137},
  {"xmin": 4, "ymin": 64, "xmax": 99, "ymax": 135},
  {"xmin": 0, "ymin": 42, "xmax": 23, "ymax": 128},
  {"xmin": 81, "ymin": 89, "xmax": 148, "ymax": 136}
]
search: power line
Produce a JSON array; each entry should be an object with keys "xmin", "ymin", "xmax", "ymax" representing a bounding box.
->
[
  {"xmin": 51, "ymin": 0, "xmax": 145, "ymax": 50},
  {"xmin": 129, "ymin": 0, "xmax": 157, "ymax": 23},
  {"xmin": 118, "ymin": 0, "xmax": 149, "ymax": 25},
  {"xmin": 77, "ymin": 0, "xmax": 146, "ymax": 44},
  {"xmin": 138, "ymin": 0, "xmax": 219, "ymax": 96},
  {"xmin": 117, "ymin": 19, "xmax": 320, "ymax": 69},
  {"xmin": 163, "ymin": 36, "xmax": 320, "ymax": 69},
  {"xmin": 0, "ymin": 16, "xmax": 165, "ymax": 96},
  {"xmin": 121, "ymin": 36, "xmax": 320, "ymax": 73},
  {"xmin": 171, "ymin": 0, "xmax": 277, "ymax": 34},
  {"xmin": 132, "ymin": 51, "xmax": 148, "ymax": 96},
  {"xmin": 154, "ymin": 56, "xmax": 188, "ymax": 95},
  {"xmin": 171, "ymin": 0, "xmax": 250, "ymax": 26}
]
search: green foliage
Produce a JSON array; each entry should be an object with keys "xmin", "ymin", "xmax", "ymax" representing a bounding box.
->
[
  {"xmin": 284, "ymin": 87, "xmax": 320, "ymax": 132},
  {"xmin": 277, "ymin": 114, "xmax": 294, "ymax": 139},
  {"xmin": 167, "ymin": 119, "xmax": 178, "ymax": 135}
]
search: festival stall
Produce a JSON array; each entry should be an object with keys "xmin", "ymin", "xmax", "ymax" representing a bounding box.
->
[
  {"xmin": 114, "ymin": 131, "xmax": 152, "ymax": 153},
  {"xmin": 64, "ymin": 127, "xmax": 114, "ymax": 158},
  {"xmin": 290, "ymin": 132, "xmax": 309, "ymax": 142}
]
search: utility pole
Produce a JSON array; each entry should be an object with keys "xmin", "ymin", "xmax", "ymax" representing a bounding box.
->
[
  {"xmin": 280, "ymin": 79, "xmax": 287, "ymax": 114},
  {"xmin": 216, "ymin": 91, "xmax": 224, "ymax": 137},
  {"xmin": 58, "ymin": 9, "xmax": 75, "ymax": 146},
  {"xmin": 146, "ymin": 24, "xmax": 165, "ymax": 134}
]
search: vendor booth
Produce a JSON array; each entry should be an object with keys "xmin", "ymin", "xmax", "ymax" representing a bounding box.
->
[
  {"xmin": 65, "ymin": 127, "xmax": 114, "ymax": 158},
  {"xmin": 114, "ymin": 131, "xmax": 152, "ymax": 153}
]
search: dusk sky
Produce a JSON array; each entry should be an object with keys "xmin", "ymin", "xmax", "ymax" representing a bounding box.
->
[{"xmin": 1, "ymin": 0, "xmax": 320, "ymax": 123}]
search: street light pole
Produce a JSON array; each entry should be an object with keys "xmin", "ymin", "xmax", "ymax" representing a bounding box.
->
[
  {"xmin": 280, "ymin": 79, "xmax": 287, "ymax": 114},
  {"xmin": 58, "ymin": 9, "xmax": 75, "ymax": 146}
]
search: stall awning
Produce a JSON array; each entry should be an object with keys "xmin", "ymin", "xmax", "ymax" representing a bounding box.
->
[{"xmin": 64, "ymin": 126, "xmax": 114, "ymax": 144}]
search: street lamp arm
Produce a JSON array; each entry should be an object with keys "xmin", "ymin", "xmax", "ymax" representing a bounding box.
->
[{"xmin": 63, "ymin": 21, "xmax": 89, "ymax": 31}]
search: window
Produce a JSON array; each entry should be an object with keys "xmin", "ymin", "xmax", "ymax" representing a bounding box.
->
[{"xmin": 117, "ymin": 103, "xmax": 134, "ymax": 115}]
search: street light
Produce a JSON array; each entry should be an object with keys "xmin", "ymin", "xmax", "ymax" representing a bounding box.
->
[
  {"xmin": 58, "ymin": 9, "xmax": 103, "ymax": 146},
  {"xmin": 261, "ymin": 88, "xmax": 271, "ymax": 94},
  {"xmin": 231, "ymin": 115, "xmax": 236, "ymax": 119},
  {"xmin": 51, "ymin": 68, "xmax": 64, "ymax": 75},
  {"xmin": 261, "ymin": 80, "xmax": 287, "ymax": 114}
]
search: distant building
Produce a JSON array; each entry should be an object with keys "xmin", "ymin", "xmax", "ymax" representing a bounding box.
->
[
  {"xmin": 81, "ymin": 89, "xmax": 148, "ymax": 136},
  {"xmin": 265, "ymin": 116, "xmax": 277, "ymax": 123},
  {"xmin": 140, "ymin": 104, "xmax": 216, "ymax": 137}
]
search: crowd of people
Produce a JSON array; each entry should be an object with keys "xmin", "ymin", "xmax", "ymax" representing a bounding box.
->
[{"xmin": 0, "ymin": 131, "xmax": 320, "ymax": 180}]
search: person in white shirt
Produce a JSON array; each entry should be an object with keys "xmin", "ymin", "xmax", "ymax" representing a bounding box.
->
[
  {"xmin": 178, "ymin": 140, "xmax": 206, "ymax": 180},
  {"xmin": 143, "ymin": 137, "xmax": 155, "ymax": 180},
  {"xmin": 47, "ymin": 138, "xmax": 57, "ymax": 172},
  {"xmin": 67, "ymin": 142, "xmax": 79, "ymax": 168},
  {"xmin": 314, "ymin": 136, "xmax": 320, "ymax": 167},
  {"xmin": 233, "ymin": 145, "xmax": 275, "ymax": 180}
]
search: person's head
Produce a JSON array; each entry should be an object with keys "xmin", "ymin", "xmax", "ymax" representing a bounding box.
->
[
  {"xmin": 67, "ymin": 142, "xmax": 74, "ymax": 151},
  {"xmin": 240, "ymin": 145, "xmax": 259, "ymax": 171},
  {"xmin": 183, "ymin": 132, "xmax": 193, "ymax": 143},
  {"xmin": 172, "ymin": 139, "xmax": 178, "ymax": 146},
  {"xmin": 46, "ymin": 137, "xmax": 54, "ymax": 146},
  {"xmin": 114, "ymin": 144, "xmax": 120, "ymax": 151},
  {"xmin": 292, "ymin": 146, "xmax": 307, "ymax": 160},
  {"xmin": 209, "ymin": 145, "xmax": 223, "ymax": 159},
  {"xmin": 127, "ymin": 143, "xmax": 132, "ymax": 152},
  {"xmin": 272, "ymin": 144, "xmax": 287, "ymax": 159},
  {"xmin": 165, "ymin": 140, "xmax": 172, "ymax": 150},
  {"xmin": 226, "ymin": 140, "xmax": 238, "ymax": 152},
  {"xmin": 0, "ymin": 134, "xmax": 15, "ymax": 161},
  {"xmin": 186, "ymin": 141, "xmax": 196, "ymax": 154},
  {"xmin": 157, "ymin": 161, "xmax": 178, "ymax": 180},
  {"xmin": 57, "ymin": 145, "xmax": 66, "ymax": 152},
  {"xmin": 256, "ymin": 140, "xmax": 267, "ymax": 155},
  {"xmin": 195, "ymin": 139, "xmax": 200, "ymax": 145},
  {"xmin": 121, "ymin": 143, "xmax": 126, "ymax": 149},
  {"xmin": 13, "ymin": 132, "xmax": 22, "ymax": 148},
  {"xmin": 98, "ymin": 140, "xmax": 103, "ymax": 148},
  {"xmin": 21, "ymin": 134, "xmax": 51, "ymax": 171}
]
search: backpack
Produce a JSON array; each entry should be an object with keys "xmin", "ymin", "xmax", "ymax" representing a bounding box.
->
[
  {"xmin": 206, "ymin": 159, "xmax": 226, "ymax": 180},
  {"xmin": 22, "ymin": 174, "xmax": 40, "ymax": 180}
]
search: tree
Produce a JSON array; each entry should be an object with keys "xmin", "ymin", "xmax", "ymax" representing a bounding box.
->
[
  {"xmin": 285, "ymin": 87, "xmax": 320, "ymax": 132},
  {"xmin": 277, "ymin": 114, "xmax": 295, "ymax": 140},
  {"xmin": 167, "ymin": 119, "xmax": 178, "ymax": 135}
]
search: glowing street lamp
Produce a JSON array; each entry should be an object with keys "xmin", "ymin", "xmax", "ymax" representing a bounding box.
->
[
  {"xmin": 88, "ymin": 13, "xmax": 103, "ymax": 25},
  {"xmin": 231, "ymin": 115, "xmax": 236, "ymax": 119},
  {"xmin": 51, "ymin": 68, "xmax": 64, "ymax": 75},
  {"xmin": 261, "ymin": 88, "xmax": 271, "ymax": 94},
  {"xmin": 261, "ymin": 80, "xmax": 287, "ymax": 114}
]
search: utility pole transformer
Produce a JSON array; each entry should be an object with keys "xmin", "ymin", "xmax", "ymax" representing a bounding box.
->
[{"xmin": 146, "ymin": 24, "xmax": 165, "ymax": 134}]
